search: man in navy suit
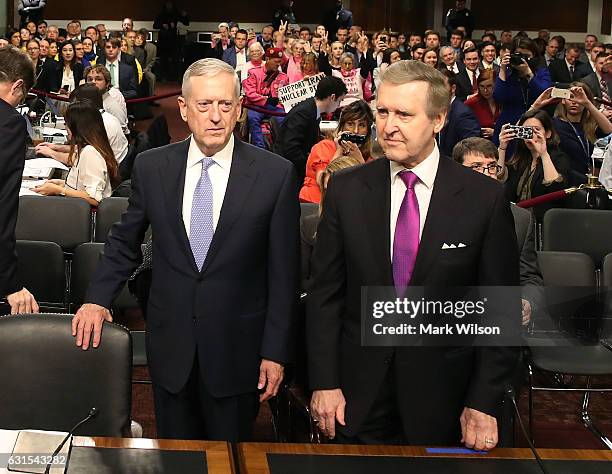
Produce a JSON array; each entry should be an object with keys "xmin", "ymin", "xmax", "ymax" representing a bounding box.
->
[
  {"xmin": 438, "ymin": 69, "xmax": 480, "ymax": 157},
  {"xmin": 222, "ymin": 29, "xmax": 249, "ymax": 77},
  {"xmin": 72, "ymin": 58, "xmax": 300, "ymax": 441},
  {"xmin": 98, "ymin": 37, "xmax": 139, "ymax": 99}
]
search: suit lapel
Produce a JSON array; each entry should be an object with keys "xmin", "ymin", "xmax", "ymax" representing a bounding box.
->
[
  {"xmin": 411, "ymin": 157, "xmax": 464, "ymax": 284},
  {"xmin": 201, "ymin": 139, "xmax": 257, "ymax": 274},
  {"xmin": 360, "ymin": 159, "xmax": 393, "ymax": 285},
  {"xmin": 159, "ymin": 139, "xmax": 197, "ymax": 272}
]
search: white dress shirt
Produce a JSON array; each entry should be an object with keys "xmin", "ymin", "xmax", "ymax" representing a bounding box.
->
[
  {"xmin": 65, "ymin": 145, "xmax": 113, "ymax": 202},
  {"xmin": 466, "ymin": 68, "xmax": 479, "ymax": 87},
  {"xmin": 103, "ymin": 88, "xmax": 128, "ymax": 134},
  {"xmin": 182, "ymin": 135, "xmax": 234, "ymax": 236},
  {"xmin": 101, "ymin": 110, "xmax": 128, "ymax": 164},
  {"xmin": 235, "ymin": 48, "xmax": 247, "ymax": 74},
  {"xmin": 447, "ymin": 62, "xmax": 459, "ymax": 74},
  {"xmin": 389, "ymin": 144, "xmax": 440, "ymax": 260}
]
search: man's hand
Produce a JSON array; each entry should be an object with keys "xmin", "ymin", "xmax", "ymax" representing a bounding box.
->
[
  {"xmin": 7, "ymin": 288, "xmax": 39, "ymax": 314},
  {"xmin": 521, "ymin": 298, "xmax": 532, "ymax": 326},
  {"xmin": 72, "ymin": 303, "xmax": 113, "ymax": 350},
  {"xmin": 460, "ymin": 407, "xmax": 498, "ymax": 451},
  {"xmin": 258, "ymin": 359, "xmax": 284, "ymax": 402},
  {"xmin": 310, "ymin": 388, "xmax": 346, "ymax": 439}
]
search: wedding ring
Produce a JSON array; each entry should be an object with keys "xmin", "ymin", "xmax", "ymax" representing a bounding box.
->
[{"xmin": 485, "ymin": 438, "xmax": 494, "ymax": 445}]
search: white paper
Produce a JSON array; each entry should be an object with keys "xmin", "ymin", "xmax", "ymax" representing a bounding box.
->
[
  {"xmin": 41, "ymin": 127, "xmax": 67, "ymax": 138},
  {"xmin": 0, "ymin": 429, "xmax": 69, "ymax": 473},
  {"xmin": 24, "ymin": 158, "xmax": 68, "ymax": 171}
]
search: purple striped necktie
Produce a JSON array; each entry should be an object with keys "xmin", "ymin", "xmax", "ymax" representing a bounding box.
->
[{"xmin": 393, "ymin": 170, "xmax": 420, "ymax": 295}]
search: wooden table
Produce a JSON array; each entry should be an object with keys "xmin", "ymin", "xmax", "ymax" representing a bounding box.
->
[
  {"xmin": 73, "ymin": 436, "xmax": 235, "ymax": 473},
  {"xmin": 239, "ymin": 442, "xmax": 612, "ymax": 474}
]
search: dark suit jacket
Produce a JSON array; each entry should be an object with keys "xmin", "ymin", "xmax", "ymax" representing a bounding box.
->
[
  {"xmin": 86, "ymin": 138, "xmax": 300, "ymax": 397},
  {"xmin": 581, "ymin": 72, "xmax": 612, "ymax": 101},
  {"xmin": 511, "ymin": 204, "xmax": 542, "ymax": 288},
  {"xmin": 274, "ymin": 98, "xmax": 320, "ymax": 181},
  {"xmin": 548, "ymin": 58, "xmax": 591, "ymax": 84},
  {"xmin": 439, "ymin": 98, "xmax": 481, "ymax": 157},
  {"xmin": 0, "ymin": 99, "xmax": 27, "ymax": 298},
  {"xmin": 98, "ymin": 54, "xmax": 138, "ymax": 99},
  {"xmin": 38, "ymin": 59, "xmax": 84, "ymax": 93},
  {"xmin": 307, "ymin": 155, "xmax": 520, "ymax": 443},
  {"xmin": 222, "ymin": 46, "xmax": 248, "ymax": 69}
]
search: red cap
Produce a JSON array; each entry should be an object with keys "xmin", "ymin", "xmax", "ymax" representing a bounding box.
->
[{"xmin": 265, "ymin": 47, "xmax": 284, "ymax": 59}]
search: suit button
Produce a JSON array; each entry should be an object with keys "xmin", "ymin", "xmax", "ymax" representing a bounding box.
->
[{"xmin": 197, "ymin": 275, "xmax": 204, "ymax": 282}]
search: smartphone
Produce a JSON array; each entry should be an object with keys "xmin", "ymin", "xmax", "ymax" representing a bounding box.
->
[
  {"xmin": 340, "ymin": 132, "xmax": 367, "ymax": 146},
  {"xmin": 551, "ymin": 87, "xmax": 571, "ymax": 99},
  {"xmin": 379, "ymin": 35, "xmax": 388, "ymax": 43},
  {"xmin": 507, "ymin": 125, "xmax": 533, "ymax": 140}
]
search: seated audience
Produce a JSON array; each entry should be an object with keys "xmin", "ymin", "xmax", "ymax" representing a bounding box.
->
[
  {"xmin": 286, "ymin": 39, "xmax": 305, "ymax": 83},
  {"xmin": 548, "ymin": 45, "xmax": 591, "ymax": 84},
  {"xmin": 243, "ymin": 42, "xmax": 264, "ymax": 78},
  {"xmin": 453, "ymin": 137, "xmax": 543, "ymax": 326},
  {"xmin": 581, "ymin": 52, "xmax": 612, "ymax": 119},
  {"xmin": 499, "ymin": 109, "xmax": 571, "ymax": 221},
  {"xmin": 38, "ymin": 40, "xmax": 84, "ymax": 94},
  {"xmin": 318, "ymin": 40, "xmax": 344, "ymax": 74},
  {"xmin": 222, "ymin": 28, "xmax": 249, "ymax": 78},
  {"xmin": 411, "ymin": 43, "xmax": 426, "ymax": 61},
  {"xmin": 454, "ymin": 46, "xmax": 479, "ymax": 101},
  {"xmin": 81, "ymin": 37, "xmax": 97, "ymax": 65},
  {"xmin": 439, "ymin": 45, "xmax": 465, "ymax": 74},
  {"xmin": 421, "ymin": 47, "xmax": 439, "ymax": 68},
  {"xmin": 493, "ymin": 37, "xmax": 551, "ymax": 145},
  {"xmin": 84, "ymin": 64, "xmax": 129, "ymax": 134},
  {"xmin": 479, "ymin": 41, "xmax": 499, "ymax": 73},
  {"xmin": 465, "ymin": 69, "xmax": 500, "ymax": 139},
  {"xmin": 529, "ymin": 83, "xmax": 612, "ymax": 177},
  {"xmin": 275, "ymin": 76, "xmax": 347, "ymax": 179},
  {"xmin": 134, "ymin": 29, "xmax": 156, "ymax": 97},
  {"xmin": 543, "ymin": 37, "xmax": 560, "ymax": 67},
  {"xmin": 332, "ymin": 51, "xmax": 372, "ymax": 107},
  {"xmin": 97, "ymin": 37, "xmax": 138, "ymax": 99},
  {"xmin": 299, "ymin": 99, "xmax": 374, "ymax": 203},
  {"xmin": 26, "ymin": 39, "xmax": 44, "ymax": 78},
  {"xmin": 33, "ymin": 101, "xmax": 118, "ymax": 205},
  {"xmin": 8, "ymin": 29, "xmax": 21, "ymax": 48},
  {"xmin": 36, "ymin": 84, "xmax": 129, "ymax": 167},
  {"xmin": 72, "ymin": 39, "xmax": 91, "ymax": 68},
  {"xmin": 438, "ymin": 69, "xmax": 481, "ymax": 156},
  {"xmin": 373, "ymin": 47, "xmax": 401, "ymax": 90},
  {"xmin": 424, "ymin": 30, "xmax": 441, "ymax": 49},
  {"xmin": 243, "ymin": 47, "xmax": 289, "ymax": 149}
]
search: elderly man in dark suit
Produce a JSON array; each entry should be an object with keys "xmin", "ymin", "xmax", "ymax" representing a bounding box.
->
[
  {"xmin": 307, "ymin": 60, "xmax": 520, "ymax": 449},
  {"xmin": 274, "ymin": 76, "xmax": 347, "ymax": 180},
  {"xmin": 0, "ymin": 47, "xmax": 39, "ymax": 314},
  {"xmin": 72, "ymin": 58, "xmax": 300, "ymax": 442},
  {"xmin": 98, "ymin": 37, "xmax": 139, "ymax": 99},
  {"xmin": 438, "ymin": 69, "xmax": 480, "ymax": 157},
  {"xmin": 452, "ymin": 137, "xmax": 543, "ymax": 326}
]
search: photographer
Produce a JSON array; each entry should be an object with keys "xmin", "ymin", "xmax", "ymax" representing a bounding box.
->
[
  {"xmin": 299, "ymin": 100, "xmax": 374, "ymax": 203},
  {"xmin": 528, "ymin": 83, "xmax": 612, "ymax": 179},
  {"xmin": 493, "ymin": 38, "xmax": 551, "ymax": 145},
  {"xmin": 499, "ymin": 110, "xmax": 570, "ymax": 221}
]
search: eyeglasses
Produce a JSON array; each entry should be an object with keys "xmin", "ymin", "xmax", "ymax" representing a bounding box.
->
[{"xmin": 469, "ymin": 163, "xmax": 502, "ymax": 174}]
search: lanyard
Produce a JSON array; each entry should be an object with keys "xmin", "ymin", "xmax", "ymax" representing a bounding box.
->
[{"xmin": 567, "ymin": 121, "xmax": 590, "ymax": 161}]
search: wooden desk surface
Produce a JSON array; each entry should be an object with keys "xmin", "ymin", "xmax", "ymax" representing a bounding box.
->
[
  {"xmin": 239, "ymin": 442, "xmax": 612, "ymax": 474},
  {"xmin": 73, "ymin": 436, "xmax": 235, "ymax": 474}
]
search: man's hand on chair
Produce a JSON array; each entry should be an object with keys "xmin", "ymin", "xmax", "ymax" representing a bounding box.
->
[{"xmin": 72, "ymin": 303, "xmax": 113, "ymax": 350}]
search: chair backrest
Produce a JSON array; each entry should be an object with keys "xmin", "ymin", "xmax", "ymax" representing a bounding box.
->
[
  {"xmin": 542, "ymin": 209, "xmax": 612, "ymax": 266},
  {"xmin": 15, "ymin": 196, "xmax": 91, "ymax": 252},
  {"xmin": 537, "ymin": 251, "xmax": 596, "ymax": 286},
  {"xmin": 70, "ymin": 243, "xmax": 138, "ymax": 311},
  {"xmin": 0, "ymin": 314, "xmax": 131, "ymax": 436},
  {"xmin": 602, "ymin": 253, "xmax": 612, "ymax": 287},
  {"xmin": 95, "ymin": 197, "xmax": 129, "ymax": 243},
  {"xmin": 16, "ymin": 240, "xmax": 66, "ymax": 306}
]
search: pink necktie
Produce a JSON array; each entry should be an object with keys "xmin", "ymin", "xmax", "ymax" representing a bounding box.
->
[{"xmin": 393, "ymin": 171, "xmax": 420, "ymax": 294}]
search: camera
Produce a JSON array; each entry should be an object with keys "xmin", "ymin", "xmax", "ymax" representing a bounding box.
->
[
  {"xmin": 507, "ymin": 125, "xmax": 533, "ymax": 140},
  {"xmin": 340, "ymin": 132, "xmax": 367, "ymax": 146},
  {"xmin": 509, "ymin": 52, "xmax": 529, "ymax": 68}
]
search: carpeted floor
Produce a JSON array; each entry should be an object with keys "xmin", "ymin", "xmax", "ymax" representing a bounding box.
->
[{"xmin": 126, "ymin": 81, "xmax": 612, "ymax": 449}]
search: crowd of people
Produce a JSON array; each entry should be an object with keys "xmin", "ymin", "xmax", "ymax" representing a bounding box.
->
[{"xmin": 1, "ymin": 0, "xmax": 612, "ymax": 453}]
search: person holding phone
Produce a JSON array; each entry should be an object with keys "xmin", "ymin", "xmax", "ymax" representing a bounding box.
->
[
  {"xmin": 299, "ymin": 100, "xmax": 374, "ymax": 203},
  {"xmin": 528, "ymin": 83, "xmax": 612, "ymax": 178},
  {"xmin": 38, "ymin": 40, "xmax": 84, "ymax": 94},
  {"xmin": 499, "ymin": 109, "xmax": 570, "ymax": 220}
]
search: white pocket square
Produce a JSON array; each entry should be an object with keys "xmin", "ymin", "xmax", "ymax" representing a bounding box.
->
[{"xmin": 442, "ymin": 242, "xmax": 467, "ymax": 249}]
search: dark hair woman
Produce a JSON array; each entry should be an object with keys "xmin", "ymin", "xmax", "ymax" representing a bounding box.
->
[
  {"xmin": 500, "ymin": 109, "xmax": 571, "ymax": 220},
  {"xmin": 34, "ymin": 101, "xmax": 118, "ymax": 205},
  {"xmin": 38, "ymin": 40, "xmax": 84, "ymax": 94},
  {"xmin": 299, "ymin": 99, "xmax": 375, "ymax": 203},
  {"xmin": 493, "ymin": 37, "xmax": 551, "ymax": 146}
]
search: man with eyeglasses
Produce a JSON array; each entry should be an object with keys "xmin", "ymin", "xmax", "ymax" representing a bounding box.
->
[
  {"xmin": 0, "ymin": 47, "xmax": 39, "ymax": 315},
  {"xmin": 452, "ymin": 137, "xmax": 542, "ymax": 327}
]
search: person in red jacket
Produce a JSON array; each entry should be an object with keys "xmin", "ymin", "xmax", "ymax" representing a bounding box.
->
[{"xmin": 243, "ymin": 47, "xmax": 289, "ymax": 148}]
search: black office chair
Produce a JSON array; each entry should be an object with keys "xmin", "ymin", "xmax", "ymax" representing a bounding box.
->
[
  {"xmin": 70, "ymin": 243, "xmax": 139, "ymax": 312},
  {"xmin": 15, "ymin": 196, "xmax": 92, "ymax": 253},
  {"xmin": 94, "ymin": 197, "xmax": 129, "ymax": 243},
  {"xmin": 526, "ymin": 251, "xmax": 612, "ymax": 449},
  {"xmin": 0, "ymin": 313, "xmax": 131, "ymax": 436},
  {"xmin": 14, "ymin": 240, "xmax": 66, "ymax": 310},
  {"xmin": 542, "ymin": 209, "xmax": 612, "ymax": 267}
]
